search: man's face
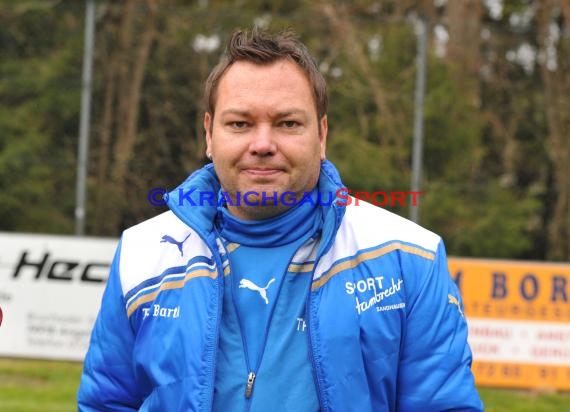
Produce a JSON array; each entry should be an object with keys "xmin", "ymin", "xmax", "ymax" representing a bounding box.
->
[{"xmin": 205, "ymin": 59, "xmax": 327, "ymax": 220}]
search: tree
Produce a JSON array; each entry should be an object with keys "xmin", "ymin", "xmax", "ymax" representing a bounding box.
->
[
  {"xmin": 0, "ymin": 0, "xmax": 567, "ymax": 261},
  {"xmin": 0, "ymin": 0, "xmax": 83, "ymax": 233}
]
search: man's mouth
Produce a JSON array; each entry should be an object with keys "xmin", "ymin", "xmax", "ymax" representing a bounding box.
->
[{"xmin": 244, "ymin": 168, "xmax": 281, "ymax": 175}]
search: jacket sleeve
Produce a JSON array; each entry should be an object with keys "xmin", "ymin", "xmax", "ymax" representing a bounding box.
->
[
  {"xmin": 397, "ymin": 240, "xmax": 484, "ymax": 411},
  {"xmin": 77, "ymin": 240, "xmax": 143, "ymax": 411}
]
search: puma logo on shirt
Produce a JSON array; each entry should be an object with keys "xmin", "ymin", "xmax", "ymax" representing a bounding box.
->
[
  {"xmin": 239, "ymin": 278, "xmax": 276, "ymax": 304},
  {"xmin": 160, "ymin": 233, "xmax": 191, "ymax": 256}
]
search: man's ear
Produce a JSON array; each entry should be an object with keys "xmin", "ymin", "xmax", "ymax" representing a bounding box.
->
[
  {"xmin": 204, "ymin": 112, "xmax": 213, "ymax": 155},
  {"xmin": 319, "ymin": 115, "xmax": 328, "ymax": 160}
]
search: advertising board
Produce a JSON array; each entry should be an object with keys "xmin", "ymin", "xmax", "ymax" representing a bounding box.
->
[
  {"xmin": 0, "ymin": 232, "xmax": 115, "ymax": 361},
  {"xmin": 449, "ymin": 257, "xmax": 570, "ymax": 391}
]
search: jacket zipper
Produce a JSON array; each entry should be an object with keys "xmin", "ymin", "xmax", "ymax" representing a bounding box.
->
[
  {"xmin": 244, "ymin": 371, "xmax": 256, "ymax": 398},
  {"xmin": 175, "ymin": 225, "xmax": 224, "ymax": 411},
  {"xmin": 166, "ymin": 192, "xmax": 225, "ymax": 411},
  {"xmin": 306, "ymin": 234, "xmax": 330, "ymax": 412},
  {"xmin": 306, "ymin": 279, "xmax": 326, "ymax": 411},
  {"xmin": 207, "ymin": 244, "xmax": 225, "ymax": 411},
  {"xmin": 232, "ymin": 251, "xmax": 298, "ymax": 411}
]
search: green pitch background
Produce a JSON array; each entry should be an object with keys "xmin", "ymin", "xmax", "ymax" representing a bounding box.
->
[{"xmin": 0, "ymin": 358, "xmax": 568, "ymax": 411}]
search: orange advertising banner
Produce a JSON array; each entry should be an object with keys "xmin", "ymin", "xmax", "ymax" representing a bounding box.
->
[{"xmin": 448, "ymin": 257, "xmax": 570, "ymax": 391}]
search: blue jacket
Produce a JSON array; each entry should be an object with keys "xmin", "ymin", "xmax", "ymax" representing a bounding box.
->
[{"xmin": 78, "ymin": 161, "xmax": 483, "ymax": 411}]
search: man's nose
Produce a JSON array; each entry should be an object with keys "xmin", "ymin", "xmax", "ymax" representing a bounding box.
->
[{"xmin": 248, "ymin": 124, "xmax": 277, "ymax": 156}]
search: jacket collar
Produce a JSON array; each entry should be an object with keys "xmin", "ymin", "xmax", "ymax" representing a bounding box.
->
[{"xmin": 166, "ymin": 160, "xmax": 347, "ymax": 251}]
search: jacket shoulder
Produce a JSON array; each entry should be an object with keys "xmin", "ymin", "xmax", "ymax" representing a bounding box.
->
[
  {"xmin": 315, "ymin": 201, "xmax": 442, "ymax": 281},
  {"xmin": 342, "ymin": 200, "xmax": 441, "ymax": 253},
  {"xmin": 118, "ymin": 211, "xmax": 212, "ymax": 296},
  {"xmin": 122, "ymin": 210, "xmax": 189, "ymax": 243}
]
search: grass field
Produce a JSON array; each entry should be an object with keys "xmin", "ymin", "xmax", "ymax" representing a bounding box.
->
[{"xmin": 1, "ymin": 358, "xmax": 569, "ymax": 411}]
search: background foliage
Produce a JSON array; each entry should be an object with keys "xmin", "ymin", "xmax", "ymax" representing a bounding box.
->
[{"xmin": 0, "ymin": 0, "xmax": 568, "ymax": 261}]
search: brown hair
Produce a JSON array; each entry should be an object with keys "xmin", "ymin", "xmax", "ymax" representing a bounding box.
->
[{"xmin": 204, "ymin": 27, "xmax": 328, "ymax": 120}]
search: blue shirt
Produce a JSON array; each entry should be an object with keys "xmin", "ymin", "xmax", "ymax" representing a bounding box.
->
[{"xmin": 213, "ymin": 192, "xmax": 322, "ymax": 411}]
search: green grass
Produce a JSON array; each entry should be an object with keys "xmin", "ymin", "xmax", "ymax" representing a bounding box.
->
[
  {"xmin": 1, "ymin": 358, "xmax": 569, "ymax": 411},
  {"xmin": 0, "ymin": 358, "xmax": 83, "ymax": 412},
  {"xmin": 478, "ymin": 387, "xmax": 570, "ymax": 411}
]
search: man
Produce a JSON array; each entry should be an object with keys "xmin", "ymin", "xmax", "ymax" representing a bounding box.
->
[{"xmin": 78, "ymin": 28, "xmax": 483, "ymax": 411}]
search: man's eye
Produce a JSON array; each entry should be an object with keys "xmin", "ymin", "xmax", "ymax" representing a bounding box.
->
[
  {"xmin": 282, "ymin": 120, "xmax": 299, "ymax": 128},
  {"xmin": 230, "ymin": 121, "xmax": 248, "ymax": 129}
]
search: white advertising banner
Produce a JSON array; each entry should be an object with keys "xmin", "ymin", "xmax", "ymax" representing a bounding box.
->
[
  {"xmin": 0, "ymin": 232, "xmax": 117, "ymax": 361},
  {"xmin": 468, "ymin": 318, "xmax": 570, "ymax": 365}
]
